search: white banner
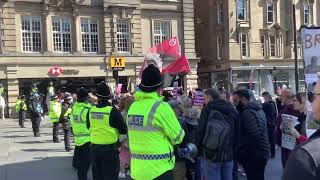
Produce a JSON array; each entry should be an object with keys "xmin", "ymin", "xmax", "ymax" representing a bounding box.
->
[{"xmin": 301, "ymin": 27, "xmax": 320, "ymax": 129}]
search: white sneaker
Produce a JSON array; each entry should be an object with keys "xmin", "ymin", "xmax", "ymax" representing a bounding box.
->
[{"xmin": 118, "ymin": 172, "xmax": 126, "ymax": 178}]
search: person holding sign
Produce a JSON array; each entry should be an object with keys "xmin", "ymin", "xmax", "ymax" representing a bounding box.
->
[
  {"xmin": 275, "ymin": 89, "xmax": 300, "ymax": 168},
  {"xmin": 283, "ymin": 79, "xmax": 320, "ymax": 180}
]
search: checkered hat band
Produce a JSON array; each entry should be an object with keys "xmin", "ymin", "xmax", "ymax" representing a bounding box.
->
[{"xmin": 132, "ymin": 152, "xmax": 173, "ymax": 160}]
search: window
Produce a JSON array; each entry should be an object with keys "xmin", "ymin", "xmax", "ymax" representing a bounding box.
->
[
  {"xmin": 217, "ymin": 1, "xmax": 224, "ymax": 24},
  {"xmin": 237, "ymin": 0, "xmax": 247, "ymax": 20},
  {"xmin": 269, "ymin": 35, "xmax": 276, "ymax": 57},
  {"xmin": 21, "ymin": 16, "xmax": 41, "ymax": 52},
  {"xmin": 240, "ymin": 33, "xmax": 248, "ymax": 57},
  {"xmin": 116, "ymin": 19, "xmax": 131, "ymax": 52},
  {"xmin": 304, "ymin": 2, "xmax": 312, "ymax": 25},
  {"xmin": 52, "ymin": 17, "xmax": 72, "ymax": 52},
  {"xmin": 153, "ymin": 20, "xmax": 171, "ymax": 45},
  {"xmin": 260, "ymin": 36, "xmax": 265, "ymax": 57},
  {"xmin": 217, "ymin": 36, "xmax": 222, "ymax": 59},
  {"xmin": 81, "ymin": 18, "xmax": 99, "ymax": 53},
  {"xmin": 267, "ymin": 2, "xmax": 274, "ymax": 23}
]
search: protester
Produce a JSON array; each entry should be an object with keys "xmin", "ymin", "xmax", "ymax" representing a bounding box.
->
[
  {"xmin": 197, "ymin": 88, "xmax": 238, "ymax": 180},
  {"xmin": 276, "ymin": 89, "xmax": 300, "ymax": 168},
  {"xmin": 70, "ymin": 87, "xmax": 92, "ymax": 180},
  {"xmin": 87, "ymin": 82, "xmax": 127, "ymax": 180},
  {"xmin": 262, "ymin": 92, "xmax": 277, "ymax": 158},
  {"xmin": 233, "ymin": 89, "xmax": 270, "ymax": 180},
  {"xmin": 118, "ymin": 95, "xmax": 133, "ymax": 179},
  {"xmin": 283, "ymin": 80, "xmax": 320, "ymax": 180},
  {"xmin": 126, "ymin": 64, "xmax": 185, "ymax": 180},
  {"xmin": 168, "ymin": 100, "xmax": 190, "ymax": 180}
]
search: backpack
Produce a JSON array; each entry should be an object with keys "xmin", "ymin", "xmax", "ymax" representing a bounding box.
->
[{"xmin": 202, "ymin": 110, "xmax": 232, "ymax": 162}]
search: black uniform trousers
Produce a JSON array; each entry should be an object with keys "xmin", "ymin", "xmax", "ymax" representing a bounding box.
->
[
  {"xmin": 18, "ymin": 110, "xmax": 26, "ymax": 127},
  {"xmin": 268, "ymin": 128, "xmax": 276, "ymax": 158},
  {"xmin": 74, "ymin": 142, "xmax": 92, "ymax": 180},
  {"xmin": 53, "ymin": 121, "xmax": 71, "ymax": 149},
  {"xmin": 242, "ymin": 157, "xmax": 267, "ymax": 180},
  {"xmin": 30, "ymin": 114, "xmax": 41, "ymax": 136},
  {"xmin": 92, "ymin": 144, "xmax": 119, "ymax": 180},
  {"xmin": 154, "ymin": 170, "xmax": 174, "ymax": 180}
]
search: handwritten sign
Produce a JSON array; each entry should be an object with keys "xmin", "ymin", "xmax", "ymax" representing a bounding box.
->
[
  {"xmin": 193, "ymin": 91, "xmax": 205, "ymax": 106},
  {"xmin": 281, "ymin": 114, "xmax": 299, "ymax": 150},
  {"xmin": 116, "ymin": 84, "xmax": 123, "ymax": 94},
  {"xmin": 173, "ymin": 81, "xmax": 178, "ymax": 100}
]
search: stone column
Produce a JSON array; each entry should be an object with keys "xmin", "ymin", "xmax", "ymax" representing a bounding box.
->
[
  {"xmin": 6, "ymin": 66, "xmax": 19, "ymax": 119},
  {"xmin": 73, "ymin": 8, "xmax": 81, "ymax": 53}
]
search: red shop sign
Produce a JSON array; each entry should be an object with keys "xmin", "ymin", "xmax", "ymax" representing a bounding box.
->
[{"xmin": 49, "ymin": 66, "xmax": 63, "ymax": 76}]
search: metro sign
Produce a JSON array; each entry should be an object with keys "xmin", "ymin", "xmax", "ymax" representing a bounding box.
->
[{"xmin": 49, "ymin": 66, "xmax": 63, "ymax": 76}]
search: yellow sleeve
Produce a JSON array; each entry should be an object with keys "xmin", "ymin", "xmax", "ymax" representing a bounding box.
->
[{"xmin": 154, "ymin": 102, "xmax": 185, "ymax": 145}]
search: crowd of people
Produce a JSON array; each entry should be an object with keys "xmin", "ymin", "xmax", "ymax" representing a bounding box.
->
[{"xmin": 13, "ymin": 64, "xmax": 320, "ymax": 180}]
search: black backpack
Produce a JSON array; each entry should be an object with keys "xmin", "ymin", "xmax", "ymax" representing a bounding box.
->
[{"xmin": 202, "ymin": 110, "xmax": 232, "ymax": 162}]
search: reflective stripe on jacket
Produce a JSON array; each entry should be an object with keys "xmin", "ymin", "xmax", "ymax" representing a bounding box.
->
[
  {"xmin": 49, "ymin": 101, "xmax": 61, "ymax": 123},
  {"xmin": 70, "ymin": 102, "xmax": 92, "ymax": 146},
  {"xmin": 127, "ymin": 91, "xmax": 185, "ymax": 180},
  {"xmin": 89, "ymin": 106, "xmax": 120, "ymax": 145}
]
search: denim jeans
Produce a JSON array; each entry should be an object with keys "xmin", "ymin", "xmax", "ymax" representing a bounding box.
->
[{"xmin": 200, "ymin": 158, "xmax": 234, "ymax": 180}]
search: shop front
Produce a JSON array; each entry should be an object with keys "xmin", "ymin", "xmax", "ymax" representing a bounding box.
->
[{"xmin": 231, "ymin": 67, "xmax": 304, "ymax": 96}]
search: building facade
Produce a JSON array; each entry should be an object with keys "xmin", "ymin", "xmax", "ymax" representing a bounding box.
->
[
  {"xmin": 0, "ymin": 0, "xmax": 198, "ymax": 117},
  {"xmin": 195, "ymin": 0, "xmax": 313, "ymax": 94}
]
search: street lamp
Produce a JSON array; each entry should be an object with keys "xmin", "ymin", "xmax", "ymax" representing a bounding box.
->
[{"xmin": 292, "ymin": 0, "xmax": 299, "ymax": 93}]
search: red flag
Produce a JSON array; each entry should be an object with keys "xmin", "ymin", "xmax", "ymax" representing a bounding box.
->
[
  {"xmin": 145, "ymin": 36, "xmax": 181, "ymax": 70},
  {"xmin": 138, "ymin": 58, "xmax": 148, "ymax": 78},
  {"xmin": 162, "ymin": 55, "xmax": 191, "ymax": 75}
]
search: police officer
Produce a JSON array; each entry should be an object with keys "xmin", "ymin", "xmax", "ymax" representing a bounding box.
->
[
  {"xmin": 50, "ymin": 95, "xmax": 61, "ymax": 142},
  {"xmin": 86, "ymin": 82, "xmax": 127, "ymax": 180},
  {"xmin": 70, "ymin": 87, "xmax": 92, "ymax": 180},
  {"xmin": 29, "ymin": 93, "xmax": 43, "ymax": 137},
  {"xmin": 127, "ymin": 64, "xmax": 185, "ymax": 180},
  {"xmin": 16, "ymin": 95, "xmax": 27, "ymax": 128},
  {"xmin": 59, "ymin": 94, "xmax": 73, "ymax": 151},
  {"xmin": 30, "ymin": 83, "xmax": 38, "ymax": 96},
  {"xmin": 47, "ymin": 81, "xmax": 55, "ymax": 97}
]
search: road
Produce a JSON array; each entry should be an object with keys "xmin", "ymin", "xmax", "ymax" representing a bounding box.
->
[{"xmin": 0, "ymin": 117, "xmax": 283, "ymax": 180}]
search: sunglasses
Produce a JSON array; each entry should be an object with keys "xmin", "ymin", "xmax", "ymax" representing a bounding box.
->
[{"xmin": 307, "ymin": 92, "xmax": 320, "ymax": 103}]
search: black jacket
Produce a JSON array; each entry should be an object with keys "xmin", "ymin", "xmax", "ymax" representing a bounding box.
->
[
  {"xmin": 238, "ymin": 100, "xmax": 270, "ymax": 161},
  {"xmin": 262, "ymin": 100, "xmax": 277, "ymax": 129},
  {"xmin": 283, "ymin": 129, "xmax": 320, "ymax": 180},
  {"xmin": 197, "ymin": 99, "xmax": 239, "ymax": 161}
]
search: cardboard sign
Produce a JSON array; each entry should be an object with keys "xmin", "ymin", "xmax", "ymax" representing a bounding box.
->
[
  {"xmin": 281, "ymin": 114, "xmax": 299, "ymax": 150},
  {"xmin": 173, "ymin": 81, "xmax": 178, "ymax": 100},
  {"xmin": 301, "ymin": 27, "xmax": 320, "ymax": 129},
  {"xmin": 193, "ymin": 91, "xmax": 205, "ymax": 106},
  {"xmin": 116, "ymin": 84, "xmax": 123, "ymax": 94}
]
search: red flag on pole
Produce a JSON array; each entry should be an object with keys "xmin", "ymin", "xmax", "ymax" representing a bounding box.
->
[
  {"xmin": 138, "ymin": 58, "xmax": 148, "ymax": 78},
  {"xmin": 145, "ymin": 36, "xmax": 181, "ymax": 70},
  {"xmin": 162, "ymin": 55, "xmax": 191, "ymax": 75}
]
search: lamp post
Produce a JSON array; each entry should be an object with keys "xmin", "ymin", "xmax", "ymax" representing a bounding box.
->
[{"xmin": 292, "ymin": 0, "xmax": 299, "ymax": 93}]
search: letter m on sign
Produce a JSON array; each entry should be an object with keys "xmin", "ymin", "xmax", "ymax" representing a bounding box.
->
[{"xmin": 114, "ymin": 58, "xmax": 122, "ymax": 66}]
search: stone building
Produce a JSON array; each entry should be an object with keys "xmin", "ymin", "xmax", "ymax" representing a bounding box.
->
[
  {"xmin": 195, "ymin": 0, "xmax": 313, "ymax": 94},
  {"xmin": 0, "ymin": 0, "xmax": 198, "ymax": 117}
]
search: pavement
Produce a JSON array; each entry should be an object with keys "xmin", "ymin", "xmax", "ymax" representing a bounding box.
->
[
  {"xmin": 0, "ymin": 117, "xmax": 79, "ymax": 180},
  {"xmin": 0, "ymin": 117, "xmax": 283, "ymax": 180}
]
